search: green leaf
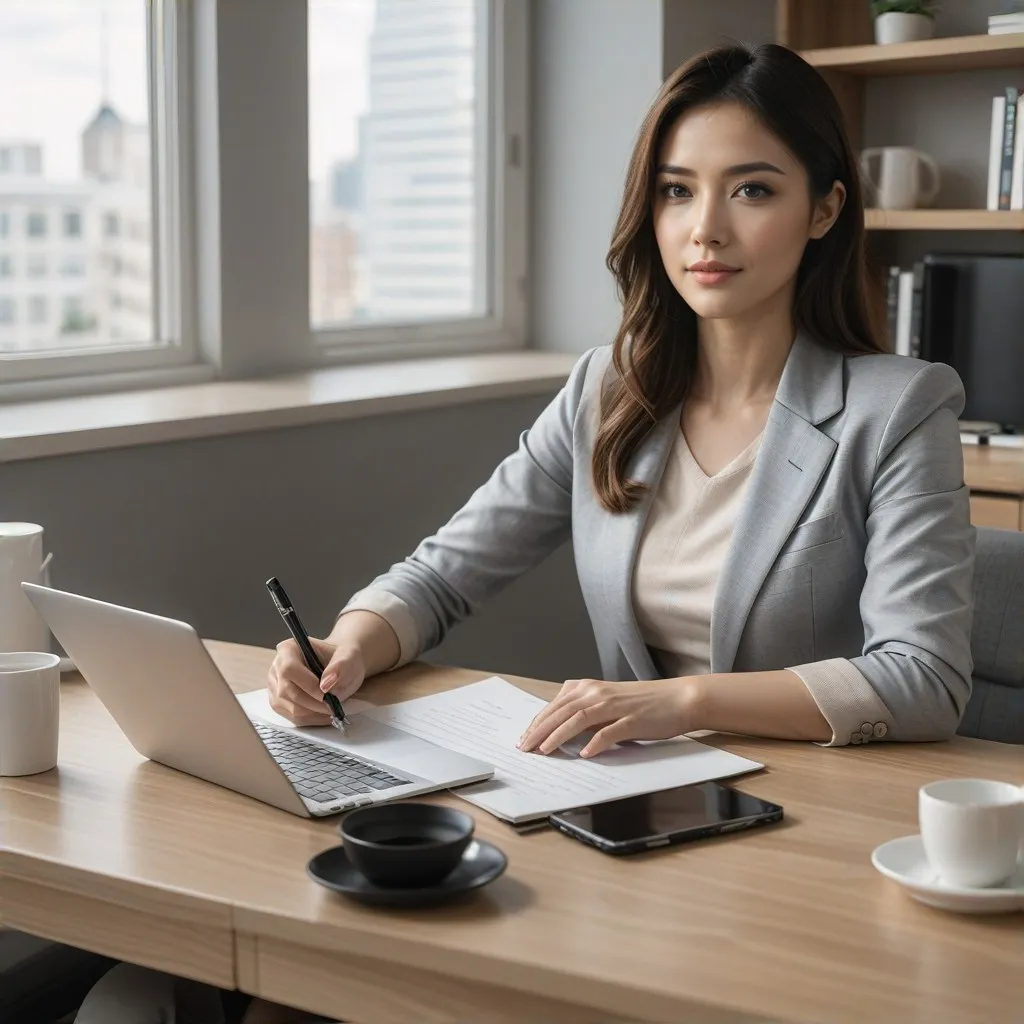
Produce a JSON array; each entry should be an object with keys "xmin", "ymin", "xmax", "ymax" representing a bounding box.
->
[{"xmin": 870, "ymin": 0, "xmax": 938, "ymax": 17}]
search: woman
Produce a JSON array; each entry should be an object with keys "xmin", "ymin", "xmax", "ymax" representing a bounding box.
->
[
  {"xmin": 76, "ymin": 40, "xmax": 974, "ymax": 1024},
  {"xmin": 274, "ymin": 41, "xmax": 973, "ymax": 753}
]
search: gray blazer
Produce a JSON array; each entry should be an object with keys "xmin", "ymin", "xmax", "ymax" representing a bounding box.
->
[{"xmin": 360, "ymin": 332, "xmax": 975, "ymax": 745}]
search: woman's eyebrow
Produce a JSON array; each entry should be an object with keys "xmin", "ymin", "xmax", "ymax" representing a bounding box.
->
[{"xmin": 656, "ymin": 161, "xmax": 786, "ymax": 176}]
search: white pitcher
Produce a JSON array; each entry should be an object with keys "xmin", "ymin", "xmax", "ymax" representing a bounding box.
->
[
  {"xmin": 860, "ymin": 146, "xmax": 941, "ymax": 210},
  {"xmin": 0, "ymin": 523, "xmax": 53, "ymax": 654}
]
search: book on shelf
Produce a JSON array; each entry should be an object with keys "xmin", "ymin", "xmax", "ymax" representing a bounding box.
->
[
  {"xmin": 885, "ymin": 262, "xmax": 924, "ymax": 359},
  {"xmin": 988, "ymin": 12, "xmax": 1024, "ymax": 33},
  {"xmin": 987, "ymin": 85, "xmax": 1024, "ymax": 210}
]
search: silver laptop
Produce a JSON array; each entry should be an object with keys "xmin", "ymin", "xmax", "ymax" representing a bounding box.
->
[{"xmin": 23, "ymin": 583, "xmax": 494, "ymax": 818}]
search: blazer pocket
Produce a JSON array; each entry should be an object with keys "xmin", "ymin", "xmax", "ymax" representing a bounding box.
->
[
  {"xmin": 758, "ymin": 562, "xmax": 812, "ymax": 599},
  {"xmin": 779, "ymin": 511, "xmax": 843, "ymax": 556}
]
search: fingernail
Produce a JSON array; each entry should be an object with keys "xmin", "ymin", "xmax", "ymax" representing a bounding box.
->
[{"xmin": 320, "ymin": 676, "xmax": 334, "ymax": 692}]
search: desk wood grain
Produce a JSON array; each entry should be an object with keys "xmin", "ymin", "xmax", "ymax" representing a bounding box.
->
[{"xmin": 1, "ymin": 641, "xmax": 1020, "ymax": 1024}]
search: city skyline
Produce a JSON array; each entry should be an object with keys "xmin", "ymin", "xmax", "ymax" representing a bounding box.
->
[
  {"xmin": 0, "ymin": 1, "xmax": 148, "ymax": 181},
  {"xmin": 0, "ymin": 0, "xmax": 375, "ymax": 186}
]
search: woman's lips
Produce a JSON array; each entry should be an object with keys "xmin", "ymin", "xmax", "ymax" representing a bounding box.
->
[{"xmin": 688, "ymin": 268, "xmax": 740, "ymax": 286}]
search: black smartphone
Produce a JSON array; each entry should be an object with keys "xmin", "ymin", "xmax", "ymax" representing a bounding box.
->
[{"xmin": 548, "ymin": 782, "xmax": 783, "ymax": 856}]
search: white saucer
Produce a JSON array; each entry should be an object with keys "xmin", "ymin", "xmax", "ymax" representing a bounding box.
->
[{"xmin": 872, "ymin": 835, "xmax": 1024, "ymax": 914}]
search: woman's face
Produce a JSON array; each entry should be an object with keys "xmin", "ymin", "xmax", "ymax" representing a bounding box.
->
[{"xmin": 652, "ymin": 101, "xmax": 844, "ymax": 325}]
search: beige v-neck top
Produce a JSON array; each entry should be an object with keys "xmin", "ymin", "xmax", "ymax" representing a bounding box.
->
[{"xmin": 632, "ymin": 428, "xmax": 762, "ymax": 679}]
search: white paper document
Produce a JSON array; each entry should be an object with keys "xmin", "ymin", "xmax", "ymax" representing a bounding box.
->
[{"xmin": 361, "ymin": 677, "xmax": 763, "ymax": 823}]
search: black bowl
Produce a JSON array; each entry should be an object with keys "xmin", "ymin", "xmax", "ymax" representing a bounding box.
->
[{"xmin": 339, "ymin": 802, "xmax": 475, "ymax": 889}]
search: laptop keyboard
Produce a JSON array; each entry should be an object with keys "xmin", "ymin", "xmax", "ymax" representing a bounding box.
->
[{"xmin": 254, "ymin": 723, "xmax": 411, "ymax": 804}]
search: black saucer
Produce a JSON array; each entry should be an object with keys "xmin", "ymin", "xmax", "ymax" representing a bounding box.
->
[{"xmin": 307, "ymin": 839, "xmax": 507, "ymax": 907}]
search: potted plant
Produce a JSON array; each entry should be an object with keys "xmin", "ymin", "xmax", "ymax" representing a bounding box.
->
[{"xmin": 871, "ymin": 0, "xmax": 938, "ymax": 44}]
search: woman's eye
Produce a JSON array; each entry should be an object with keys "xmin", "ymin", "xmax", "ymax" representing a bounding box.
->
[
  {"xmin": 736, "ymin": 182, "xmax": 772, "ymax": 200},
  {"xmin": 660, "ymin": 182, "xmax": 690, "ymax": 200}
]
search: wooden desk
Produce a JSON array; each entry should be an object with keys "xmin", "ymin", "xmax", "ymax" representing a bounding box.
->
[
  {"xmin": 1, "ymin": 642, "xmax": 1020, "ymax": 1024},
  {"xmin": 963, "ymin": 443, "xmax": 1024, "ymax": 530}
]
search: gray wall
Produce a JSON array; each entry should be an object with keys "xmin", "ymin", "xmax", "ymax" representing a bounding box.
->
[
  {"xmin": 662, "ymin": 0, "xmax": 776, "ymax": 74},
  {"xmin": 3, "ymin": 395, "xmax": 601, "ymax": 683},
  {"xmin": 529, "ymin": 0, "xmax": 663, "ymax": 355}
]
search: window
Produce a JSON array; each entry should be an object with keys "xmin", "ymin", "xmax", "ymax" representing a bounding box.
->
[
  {"xmin": 0, "ymin": 211, "xmax": 8, "ymax": 238},
  {"xmin": 0, "ymin": 0, "xmax": 184, "ymax": 377},
  {"xmin": 0, "ymin": 298, "xmax": 13, "ymax": 324},
  {"xmin": 0, "ymin": 256, "xmax": 11, "ymax": 278},
  {"xmin": 308, "ymin": 0, "xmax": 489, "ymax": 331},
  {"xmin": 60, "ymin": 255, "xmax": 86, "ymax": 277},
  {"xmin": 2, "ymin": 1, "xmax": 524, "ymax": 395}
]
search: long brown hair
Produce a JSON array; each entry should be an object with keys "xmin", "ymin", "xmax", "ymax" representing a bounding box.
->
[{"xmin": 593, "ymin": 42, "xmax": 886, "ymax": 514}]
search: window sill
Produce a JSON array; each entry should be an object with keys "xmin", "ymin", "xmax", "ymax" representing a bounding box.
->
[{"xmin": 0, "ymin": 350, "xmax": 578, "ymax": 463}]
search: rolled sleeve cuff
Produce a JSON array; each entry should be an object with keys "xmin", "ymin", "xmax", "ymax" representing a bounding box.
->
[
  {"xmin": 786, "ymin": 658, "xmax": 896, "ymax": 748},
  {"xmin": 338, "ymin": 588, "xmax": 420, "ymax": 671}
]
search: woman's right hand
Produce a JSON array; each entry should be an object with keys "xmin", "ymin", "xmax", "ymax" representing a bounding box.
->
[{"xmin": 267, "ymin": 637, "xmax": 366, "ymax": 726}]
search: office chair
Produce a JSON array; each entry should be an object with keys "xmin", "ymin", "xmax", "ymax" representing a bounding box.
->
[
  {"xmin": 0, "ymin": 929, "xmax": 114, "ymax": 1024},
  {"xmin": 958, "ymin": 526, "xmax": 1024, "ymax": 744}
]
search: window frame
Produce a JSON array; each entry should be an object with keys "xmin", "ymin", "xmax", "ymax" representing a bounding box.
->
[
  {"xmin": 0, "ymin": 0, "xmax": 527, "ymax": 400},
  {"xmin": 0, "ymin": 0, "xmax": 196, "ymax": 389}
]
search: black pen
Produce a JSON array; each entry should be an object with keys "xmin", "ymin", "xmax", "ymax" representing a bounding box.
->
[{"xmin": 265, "ymin": 576, "xmax": 347, "ymax": 730}]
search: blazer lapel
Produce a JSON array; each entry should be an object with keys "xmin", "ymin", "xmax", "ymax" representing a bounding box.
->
[
  {"xmin": 597, "ymin": 408, "xmax": 680, "ymax": 680},
  {"xmin": 710, "ymin": 332, "xmax": 844, "ymax": 673}
]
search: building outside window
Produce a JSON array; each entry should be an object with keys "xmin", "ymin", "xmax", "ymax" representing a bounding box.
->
[{"xmin": 0, "ymin": 0, "xmax": 154, "ymax": 357}]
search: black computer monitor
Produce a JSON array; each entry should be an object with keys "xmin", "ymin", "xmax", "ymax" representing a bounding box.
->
[{"xmin": 920, "ymin": 253, "xmax": 1024, "ymax": 430}]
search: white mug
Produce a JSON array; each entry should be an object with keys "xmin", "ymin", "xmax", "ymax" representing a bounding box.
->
[
  {"xmin": 919, "ymin": 778, "xmax": 1024, "ymax": 889},
  {"xmin": 0, "ymin": 651, "xmax": 60, "ymax": 776},
  {"xmin": 0, "ymin": 523, "xmax": 53, "ymax": 655},
  {"xmin": 860, "ymin": 146, "xmax": 940, "ymax": 210}
]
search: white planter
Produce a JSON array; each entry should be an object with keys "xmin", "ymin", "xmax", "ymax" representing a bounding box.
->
[{"xmin": 874, "ymin": 12, "xmax": 935, "ymax": 45}]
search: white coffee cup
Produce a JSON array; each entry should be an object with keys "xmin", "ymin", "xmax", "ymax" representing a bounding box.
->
[
  {"xmin": 0, "ymin": 523, "xmax": 53, "ymax": 655},
  {"xmin": 919, "ymin": 778, "xmax": 1024, "ymax": 889},
  {"xmin": 860, "ymin": 146, "xmax": 941, "ymax": 210},
  {"xmin": 0, "ymin": 651, "xmax": 60, "ymax": 776}
]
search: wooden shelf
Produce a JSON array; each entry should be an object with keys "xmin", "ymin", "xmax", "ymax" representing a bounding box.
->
[
  {"xmin": 802, "ymin": 33, "xmax": 1024, "ymax": 75},
  {"xmin": 864, "ymin": 209, "xmax": 1024, "ymax": 230}
]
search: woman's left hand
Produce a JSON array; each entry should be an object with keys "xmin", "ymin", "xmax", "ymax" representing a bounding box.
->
[{"xmin": 517, "ymin": 677, "xmax": 700, "ymax": 758}]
